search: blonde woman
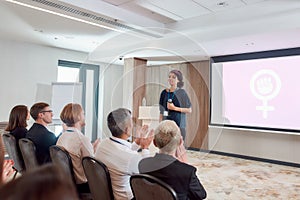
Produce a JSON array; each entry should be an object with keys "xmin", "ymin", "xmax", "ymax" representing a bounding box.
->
[{"xmin": 56, "ymin": 103, "xmax": 98, "ymax": 193}]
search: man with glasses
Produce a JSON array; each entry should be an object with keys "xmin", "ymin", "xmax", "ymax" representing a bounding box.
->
[{"xmin": 26, "ymin": 102, "xmax": 57, "ymax": 165}]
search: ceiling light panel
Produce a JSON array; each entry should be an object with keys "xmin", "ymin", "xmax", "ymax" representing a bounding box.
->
[
  {"xmin": 8, "ymin": 0, "xmax": 163, "ymax": 38},
  {"xmin": 136, "ymin": 0, "xmax": 210, "ymax": 21}
]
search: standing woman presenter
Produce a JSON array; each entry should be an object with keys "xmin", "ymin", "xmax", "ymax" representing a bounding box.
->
[{"xmin": 159, "ymin": 69, "xmax": 192, "ymax": 141}]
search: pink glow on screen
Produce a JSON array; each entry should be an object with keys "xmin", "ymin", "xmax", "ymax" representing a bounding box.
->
[{"xmin": 222, "ymin": 55, "xmax": 300, "ymax": 130}]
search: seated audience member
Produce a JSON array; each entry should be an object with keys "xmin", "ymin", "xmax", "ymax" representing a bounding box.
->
[
  {"xmin": 0, "ymin": 164, "xmax": 79, "ymax": 200},
  {"xmin": 5, "ymin": 105, "xmax": 30, "ymax": 158},
  {"xmin": 5, "ymin": 105, "xmax": 30, "ymax": 142},
  {"xmin": 26, "ymin": 102, "xmax": 57, "ymax": 165},
  {"xmin": 95, "ymin": 108, "xmax": 154, "ymax": 200},
  {"xmin": 0, "ymin": 138, "xmax": 14, "ymax": 186},
  {"xmin": 139, "ymin": 120, "xmax": 207, "ymax": 200},
  {"xmin": 57, "ymin": 103, "xmax": 99, "ymax": 193}
]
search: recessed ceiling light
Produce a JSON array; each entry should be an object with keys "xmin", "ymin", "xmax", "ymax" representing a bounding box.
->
[
  {"xmin": 245, "ymin": 42, "xmax": 255, "ymax": 46},
  {"xmin": 34, "ymin": 29, "xmax": 43, "ymax": 33},
  {"xmin": 92, "ymin": 41, "xmax": 100, "ymax": 45},
  {"xmin": 217, "ymin": 1, "xmax": 229, "ymax": 7}
]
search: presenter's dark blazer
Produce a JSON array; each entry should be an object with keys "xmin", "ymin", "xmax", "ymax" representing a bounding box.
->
[{"xmin": 139, "ymin": 153, "xmax": 207, "ymax": 200}]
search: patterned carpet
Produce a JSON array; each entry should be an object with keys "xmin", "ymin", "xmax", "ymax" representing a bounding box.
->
[{"xmin": 187, "ymin": 150, "xmax": 300, "ymax": 200}]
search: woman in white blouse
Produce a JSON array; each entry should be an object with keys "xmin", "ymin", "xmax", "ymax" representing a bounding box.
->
[{"xmin": 56, "ymin": 103, "xmax": 99, "ymax": 193}]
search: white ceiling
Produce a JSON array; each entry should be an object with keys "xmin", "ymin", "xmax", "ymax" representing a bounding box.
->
[{"xmin": 1, "ymin": 0, "xmax": 300, "ymax": 65}]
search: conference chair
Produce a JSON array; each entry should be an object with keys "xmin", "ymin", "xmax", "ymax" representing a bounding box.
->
[
  {"xmin": 2, "ymin": 133, "xmax": 25, "ymax": 178},
  {"xmin": 49, "ymin": 145, "xmax": 93, "ymax": 200},
  {"xmin": 19, "ymin": 138, "xmax": 39, "ymax": 172},
  {"xmin": 82, "ymin": 156, "xmax": 114, "ymax": 200},
  {"xmin": 130, "ymin": 174, "xmax": 178, "ymax": 200}
]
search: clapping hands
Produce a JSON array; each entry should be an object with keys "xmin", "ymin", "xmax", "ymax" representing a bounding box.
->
[
  {"xmin": 134, "ymin": 125, "xmax": 154, "ymax": 149},
  {"xmin": 175, "ymin": 136, "xmax": 187, "ymax": 163}
]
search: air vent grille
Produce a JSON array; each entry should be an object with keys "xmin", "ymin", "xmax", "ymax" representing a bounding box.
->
[{"xmin": 32, "ymin": 0, "xmax": 161, "ymax": 38}]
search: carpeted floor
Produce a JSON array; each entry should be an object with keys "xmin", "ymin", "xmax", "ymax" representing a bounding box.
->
[{"xmin": 187, "ymin": 150, "xmax": 300, "ymax": 200}]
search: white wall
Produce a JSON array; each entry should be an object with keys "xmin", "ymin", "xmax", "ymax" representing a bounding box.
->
[
  {"xmin": 0, "ymin": 39, "xmax": 125, "ymax": 139},
  {"xmin": 209, "ymin": 126, "xmax": 300, "ymax": 164},
  {"xmin": 100, "ymin": 63, "xmax": 124, "ymax": 137},
  {"xmin": 0, "ymin": 39, "xmax": 88, "ymax": 121}
]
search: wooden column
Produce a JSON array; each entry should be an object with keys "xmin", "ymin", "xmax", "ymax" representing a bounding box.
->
[
  {"xmin": 124, "ymin": 58, "xmax": 147, "ymax": 126},
  {"xmin": 185, "ymin": 61, "xmax": 209, "ymax": 150}
]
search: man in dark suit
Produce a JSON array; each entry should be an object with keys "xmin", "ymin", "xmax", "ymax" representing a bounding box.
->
[
  {"xmin": 26, "ymin": 102, "xmax": 57, "ymax": 165},
  {"xmin": 139, "ymin": 120, "xmax": 207, "ymax": 200}
]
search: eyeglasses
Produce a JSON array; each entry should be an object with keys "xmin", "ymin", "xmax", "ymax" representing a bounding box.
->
[{"xmin": 40, "ymin": 110, "xmax": 53, "ymax": 113}]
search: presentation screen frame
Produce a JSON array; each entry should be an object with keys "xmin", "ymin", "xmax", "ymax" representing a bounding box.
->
[{"xmin": 210, "ymin": 47, "xmax": 300, "ymax": 133}]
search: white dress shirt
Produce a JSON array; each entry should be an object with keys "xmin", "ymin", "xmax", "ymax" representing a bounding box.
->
[{"xmin": 95, "ymin": 136, "xmax": 150, "ymax": 200}]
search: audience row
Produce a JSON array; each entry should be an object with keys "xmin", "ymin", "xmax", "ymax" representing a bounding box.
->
[{"xmin": 1, "ymin": 102, "xmax": 206, "ymax": 200}]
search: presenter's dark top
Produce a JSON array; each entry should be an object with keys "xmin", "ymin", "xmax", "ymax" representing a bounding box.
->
[
  {"xmin": 159, "ymin": 88, "xmax": 191, "ymax": 128},
  {"xmin": 139, "ymin": 153, "xmax": 207, "ymax": 200},
  {"xmin": 26, "ymin": 123, "xmax": 57, "ymax": 165}
]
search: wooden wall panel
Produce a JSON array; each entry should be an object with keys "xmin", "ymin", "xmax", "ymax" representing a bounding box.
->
[
  {"xmin": 145, "ymin": 64, "xmax": 188, "ymax": 106},
  {"xmin": 130, "ymin": 59, "xmax": 209, "ymax": 149},
  {"xmin": 186, "ymin": 61, "xmax": 209, "ymax": 149},
  {"xmin": 132, "ymin": 58, "xmax": 147, "ymax": 126}
]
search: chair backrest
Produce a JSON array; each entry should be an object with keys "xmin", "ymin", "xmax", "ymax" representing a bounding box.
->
[
  {"xmin": 49, "ymin": 145, "xmax": 76, "ymax": 185},
  {"xmin": 2, "ymin": 133, "xmax": 24, "ymax": 173},
  {"xmin": 82, "ymin": 156, "xmax": 114, "ymax": 200},
  {"xmin": 130, "ymin": 174, "xmax": 178, "ymax": 200},
  {"xmin": 50, "ymin": 146, "xmax": 93, "ymax": 200},
  {"xmin": 19, "ymin": 138, "xmax": 39, "ymax": 171}
]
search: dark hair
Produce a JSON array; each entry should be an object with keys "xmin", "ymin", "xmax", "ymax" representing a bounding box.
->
[
  {"xmin": 60, "ymin": 103, "xmax": 82, "ymax": 127},
  {"xmin": 5, "ymin": 105, "xmax": 28, "ymax": 132},
  {"xmin": 107, "ymin": 108, "xmax": 131, "ymax": 137},
  {"xmin": 0, "ymin": 164, "xmax": 78, "ymax": 200},
  {"xmin": 30, "ymin": 102, "xmax": 49, "ymax": 120},
  {"xmin": 170, "ymin": 69, "xmax": 184, "ymax": 88}
]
